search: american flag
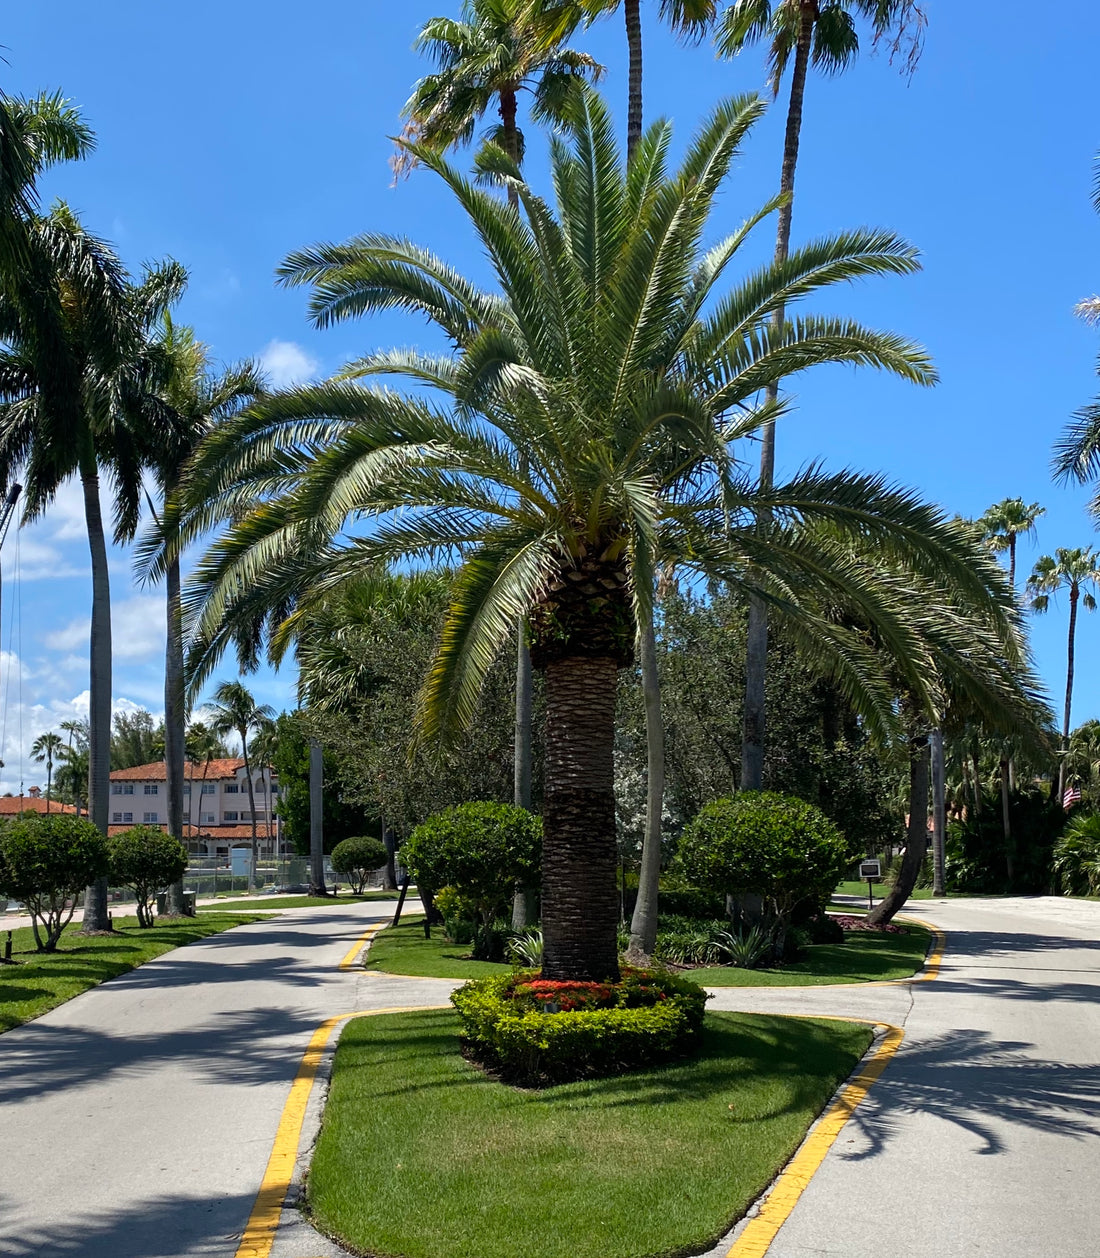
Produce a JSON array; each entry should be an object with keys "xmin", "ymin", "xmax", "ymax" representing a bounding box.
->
[{"xmin": 1063, "ymin": 786, "xmax": 1082, "ymax": 808}]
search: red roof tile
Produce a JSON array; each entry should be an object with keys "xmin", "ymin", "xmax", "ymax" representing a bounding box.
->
[
  {"xmin": 109, "ymin": 759, "xmax": 275, "ymax": 782},
  {"xmin": 0, "ymin": 796, "xmax": 78, "ymax": 815}
]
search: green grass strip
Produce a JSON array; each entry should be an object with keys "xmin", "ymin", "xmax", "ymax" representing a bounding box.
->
[
  {"xmin": 199, "ymin": 891, "xmax": 399, "ymax": 912},
  {"xmin": 364, "ymin": 918, "xmax": 511, "ymax": 978},
  {"xmin": 308, "ymin": 1008, "xmax": 872, "ymax": 1258},
  {"xmin": 0, "ymin": 912, "xmax": 259, "ymax": 1033}
]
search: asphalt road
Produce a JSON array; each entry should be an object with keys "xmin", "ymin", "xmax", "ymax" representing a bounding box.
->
[{"xmin": 1, "ymin": 896, "xmax": 1097, "ymax": 1258}]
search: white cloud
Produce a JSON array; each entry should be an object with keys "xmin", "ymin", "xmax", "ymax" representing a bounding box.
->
[
  {"xmin": 259, "ymin": 339, "xmax": 320, "ymax": 389},
  {"xmin": 45, "ymin": 594, "xmax": 165, "ymax": 662}
]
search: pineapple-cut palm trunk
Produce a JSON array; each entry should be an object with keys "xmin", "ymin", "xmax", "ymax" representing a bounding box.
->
[
  {"xmin": 163, "ymin": 546, "xmax": 188, "ymax": 915},
  {"xmin": 540, "ymin": 655, "xmax": 621, "ymax": 981},
  {"xmin": 81, "ymin": 466, "xmax": 113, "ymax": 934}
]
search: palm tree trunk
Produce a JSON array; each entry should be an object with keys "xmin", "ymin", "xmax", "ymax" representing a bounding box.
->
[
  {"xmin": 740, "ymin": 3, "xmax": 816, "ymax": 792},
  {"xmin": 624, "ymin": 0, "xmax": 643, "ymax": 160},
  {"xmin": 309, "ymin": 737, "xmax": 327, "ymax": 895},
  {"xmin": 242, "ymin": 736, "xmax": 258, "ymax": 893},
  {"xmin": 46, "ymin": 760, "xmax": 52, "ymax": 813},
  {"xmin": 1008, "ymin": 535, "xmax": 1017, "ymax": 591},
  {"xmin": 971, "ymin": 745, "xmax": 982, "ymax": 815},
  {"xmin": 1059, "ymin": 589, "xmax": 1079, "ymax": 800},
  {"xmin": 540, "ymin": 655, "xmax": 621, "ymax": 982},
  {"xmin": 499, "ymin": 85, "xmax": 521, "ymax": 211},
  {"xmin": 163, "ymin": 546, "xmax": 187, "ymax": 915},
  {"xmin": 1000, "ymin": 755, "xmax": 1014, "ymax": 884},
  {"xmin": 868, "ymin": 733, "xmax": 929, "ymax": 926},
  {"xmin": 627, "ymin": 609, "xmax": 663, "ymax": 962},
  {"xmin": 80, "ymin": 466, "xmax": 112, "ymax": 934},
  {"xmin": 511, "ymin": 633, "xmax": 533, "ymax": 928}
]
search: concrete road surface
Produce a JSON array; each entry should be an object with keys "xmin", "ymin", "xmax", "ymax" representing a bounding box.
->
[{"xmin": 1, "ymin": 896, "xmax": 1098, "ymax": 1257}]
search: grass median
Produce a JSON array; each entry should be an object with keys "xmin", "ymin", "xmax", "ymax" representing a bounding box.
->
[
  {"xmin": 200, "ymin": 891, "xmax": 399, "ymax": 912},
  {"xmin": 0, "ymin": 912, "xmax": 260, "ymax": 1033},
  {"xmin": 308, "ymin": 1007, "xmax": 872, "ymax": 1258}
]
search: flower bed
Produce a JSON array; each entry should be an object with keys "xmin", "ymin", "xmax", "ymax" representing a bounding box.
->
[{"xmin": 451, "ymin": 967, "xmax": 709, "ymax": 1085}]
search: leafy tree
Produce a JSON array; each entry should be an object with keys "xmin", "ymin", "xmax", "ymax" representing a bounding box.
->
[
  {"xmin": 330, "ymin": 836, "xmax": 388, "ymax": 894},
  {"xmin": 180, "ymin": 91, "xmax": 1016, "ymax": 982},
  {"xmin": 271, "ymin": 712, "xmax": 367, "ymax": 855},
  {"xmin": 0, "ymin": 813, "xmax": 109, "ymax": 950},
  {"xmin": 31, "ymin": 731, "xmax": 63, "ymax": 807},
  {"xmin": 977, "ymin": 497, "xmax": 1045, "ymax": 591},
  {"xmin": 107, "ymin": 825, "xmax": 187, "ymax": 927},
  {"xmin": 1027, "ymin": 547, "xmax": 1100, "ymax": 798},
  {"xmin": 677, "ymin": 790, "xmax": 854, "ymax": 952},
  {"xmin": 110, "ymin": 708, "xmax": 163, "ymax": 769},
  {"xmin": 716, "ymin": 0, "xmax": 926, "ymax": 793},
  {"xmin": 207, "ymin": 681, "xmax": 275, "ymax": 892}
]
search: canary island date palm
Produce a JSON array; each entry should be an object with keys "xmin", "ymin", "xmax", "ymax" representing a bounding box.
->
[
  {"xmin": 1027, "ymin": 548, "xmax": 1100, "ymax": 800},
  {"xmin": 175, "ymin": 90, "xmax": 1020, "ymax": 982},
  {"xmin": 978, "ymin": 497, "xmax": 1045, "ymax": 591},
  {"xmin": 208, "ymin": 681, "xmax": 275, "ymax": 893},
  {"xmin": 717, "ymin": 0, "xmax": 926, "ymax": 792}
]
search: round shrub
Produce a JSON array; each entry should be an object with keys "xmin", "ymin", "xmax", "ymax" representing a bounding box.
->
[
  {"xmin": 402, "ymin": 801, "xmax": 541, "ymax": 927},
  {"xmin": 331, "ymin": 836, "xmax": 388, "ymax": 895},
  {"xmin": 0, "ymin": 813, "xmax": 109, "ymax": 950},
  {"xmin": 677, "ymin": 792, "xmax": 856, "ymax": 949},
  {"xmin": 451, "ymin": 968, "xmax": 708, "ymax": 1085},
  {"xmin": 108, "ymin": 825, "xmax": 188, "ymax": 927}
]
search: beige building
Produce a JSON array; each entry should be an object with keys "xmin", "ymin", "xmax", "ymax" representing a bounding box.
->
[{"xmin": 108, "ymin": 758, "xmax": 279, "ymax": 858}]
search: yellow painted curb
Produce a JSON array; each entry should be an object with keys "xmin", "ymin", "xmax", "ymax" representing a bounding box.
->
[
  {"xmin": 337, "ymin": 921, "xmax": 386, "ymax": 972},
  {"xmin": 725, "ymin": 1018, "xmax": 905, "ymax": 1258},
  {"xmin": 234, "ymin": 1004, "xmax": 449, "ymax": 1258}
]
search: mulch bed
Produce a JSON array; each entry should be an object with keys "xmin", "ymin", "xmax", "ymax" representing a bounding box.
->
[{"xmin": 829, "ymin": 913, "xmax": 905, "ymax": 934}]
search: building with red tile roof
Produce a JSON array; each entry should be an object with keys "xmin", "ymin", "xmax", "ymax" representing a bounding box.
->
[{"xmin": 0, "ymin": 795, "xmax": 78, "ymax": 816}]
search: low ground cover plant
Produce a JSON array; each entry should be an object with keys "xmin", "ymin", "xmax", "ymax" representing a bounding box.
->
[
  {"xmin": 107, "ymin": 825, "xmax": 188, "ymax": 927},
  {"xmin": 451, "ymin": 967, "xmax": 708, "ymax": 1085}
]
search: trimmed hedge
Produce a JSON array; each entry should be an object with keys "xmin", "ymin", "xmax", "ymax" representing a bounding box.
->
[{"xmin": 451, "ymin": 968, "xmax": 709, "ymax": 1085}]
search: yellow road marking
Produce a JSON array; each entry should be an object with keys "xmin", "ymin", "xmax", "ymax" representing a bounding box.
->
[
  {"xmin": 725, "ymin": 1019, "xmax": 905, "ymax": 1258},
  {"xmin": 234, "ymin": 1004, "xmax": 449, "ymax": 1258},
  {"xmin": 337, "ymin": 921, "xmax": 385, "ymax": 971}
]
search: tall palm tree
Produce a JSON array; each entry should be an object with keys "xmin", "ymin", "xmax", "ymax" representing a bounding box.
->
[
  {"xmin": 581, "ymin": 0, "xmax": 715, "ymax": 159},
  {"xmin": 207, "ymin": 681, "xmax": 276, "ymax": 893},
  {"xmin": 184, "ymin": 720, "xmax": 226, "ymax": 847},
  {"xmin": 717, "ymin": 0, "xmax": 926, "ymax": 792},
  {"xmin": 175, "ymin": 92, "xmax": 1019, "ymax": 982},
  {"xmin": 978, "ymin": 497, "xmax": 1045, "ymax": 590},
  {"xmin": 1027, "ymin": 547, "xmax": 1100, "ymax": 800},
  {"xmin": 31, "ymin": 731, "xmax": 63, "ymax": 810},
  {"xmin": 137, "ymin": 315, "xmax": 262, "ymax": 912}
]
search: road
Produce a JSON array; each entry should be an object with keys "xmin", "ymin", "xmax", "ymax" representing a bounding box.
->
[{"xmin": 0, "ymin": 896, "xmax": 1097, "ymax": 1257}]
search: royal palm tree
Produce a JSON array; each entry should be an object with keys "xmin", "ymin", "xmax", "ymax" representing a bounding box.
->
[
  {"xmin": 31, "ymin": 731, "xmax": 63, "ymax": 810},
  {"xmin": 207, "ymin": 681, "xmax": 276, "ymax": 893},
  {"xmin": 1027, "ymin": 548, "xmax": 1100, "ymax": 800},
  {"xmin": 582, "ymin": 0, "xmax": 715, "ymax": 159},
  {"xmin": 978, "ymin": 497, "xmax": 1045, "ymax": 590},
  {"xmin": 176, "ymin": 91, "xmax": 1023, "ymax": 982},
  {"xmin": 717, "ymin": 0, "xmax": 926, "ymax": 792}
]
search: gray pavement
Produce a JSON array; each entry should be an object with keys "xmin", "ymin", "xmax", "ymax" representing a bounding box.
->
[{"xmin": 1, "ymin": 896, "xmax": 1098, "ymax": 1257}]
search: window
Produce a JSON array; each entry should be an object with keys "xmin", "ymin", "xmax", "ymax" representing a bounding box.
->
[
  {"xmin": 143, "ymin": 812, "xmax": 158, "ymax": 824},
  {"xmin": 182, "ymin": 784, "xmax": 191, "ymax": 796},
  {"xmin": 112, "ymin": 811, "xmax": 122, "ymax": 823},
  {"xmin": 144, "ymin": 784, "xmax": 158, "ymax": 795},
  {"xmin": 255, "ymin": 780, "xmax": 266, "ymax": 793},
  {"xmin": 201, "ymin": 783, "xmax": 216, "ymax": 795},
  {"xmin": 112, "ymin": 782, "xmax": 134, "ymax": 795},
  {"xmin": 201, "ymin": 812, "xmax": 216, "ymax": 824},
  {"xmin": 223, "ymin": 811, "xmax": 238, "ymax": 822},
  {"xmin": 224, "ymin": 784, "xmax": 238, "ymax": 794},
  {"xmin": 240, "ymin": 811, "xmax": 253, "ymax": 822},
  {"xmin": 122, "ymin": 811, "xmax": 133, "ymax": 824}
]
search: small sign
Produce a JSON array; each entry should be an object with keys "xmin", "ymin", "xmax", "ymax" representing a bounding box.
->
[{"xmin": 859, "ymin": 860, "xmax": 882, "ymax": 881}]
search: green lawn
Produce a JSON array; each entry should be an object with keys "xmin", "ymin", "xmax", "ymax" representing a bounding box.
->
[
  {"xmin": 0, "ymin": 912, "xmax": 259, "ymax": 1033},
  {"xmin": 834, "ymin": 879, "xmax": 935, "ymax": 902},
  {"xmin": 200, "ymin": 891, "xmax": 399, "ymax": 912},
  {"xmin": 364, "ymin": 917, "xmax": 931, "ymax": 986},
  {"xmin": 308, "ymin": 1008, "xmax": 871, "ymax": 1258}
]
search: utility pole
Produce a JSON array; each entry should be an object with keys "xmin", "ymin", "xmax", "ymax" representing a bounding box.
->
[{"xmin": 931, "ymin": 728, "xmax": 947, "ymax": 897}]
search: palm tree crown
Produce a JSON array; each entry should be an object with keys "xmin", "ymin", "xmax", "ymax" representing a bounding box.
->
[{"xmin": 978, "ymin": 497, "xmax": 1045, "ymax": 589}]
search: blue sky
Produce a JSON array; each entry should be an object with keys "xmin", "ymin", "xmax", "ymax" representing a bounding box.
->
[{"xmin": 1, "ymin": 1, "xmax": 1098, "ymax": 791}]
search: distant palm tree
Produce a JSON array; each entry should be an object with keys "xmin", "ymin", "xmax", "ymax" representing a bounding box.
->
[
  {"xmin": 1027, "ymin": 547, "xmax": 1100, "ymax": 799},
  {"xmin": 978, "ymin": 497, "xmax": 1045, "ymax": 590},
  {"xmin": 31, "ymin": 731, "xmax": 63, "ymax": 811},
  {"xmin": 716, "ymin": 0, "xmax": 926, "ymax": 791},
  {"xmin": 208, "ymin": 682, "xmax": 276, "ymax": 892}
]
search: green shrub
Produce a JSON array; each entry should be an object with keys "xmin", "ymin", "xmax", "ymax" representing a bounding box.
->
[
  {"xmin": 1052, "ymin": 814, "xmax": 1100, "ymax": 896},
  {"xmin": 0, "ymin": 813, "xmax": 109, "ymax": 950},
  {"xmin": 107, "ymin": 826, "xmax": 188, "ymax": 927},
  {"xmin": 946, "ymin": 787, "xmax": 1060, "ymax": 893},
  {"xmin": 452, "ymin": 968, "xmax": 708, "ymax": 1084},
  {"xmin": 677, "ymin": 792, "xmax": 855, "ymax": 953},
  {"xmin": 402, "ymin": 802, "xmax": 541, "ymax": 957},
  {"xmin": 331, "ymin": 836, "xmax": 388, "ymax": 895}
]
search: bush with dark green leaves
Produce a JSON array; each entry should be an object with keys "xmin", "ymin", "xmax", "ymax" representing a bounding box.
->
[
  {"xmin": 0, "ymin": 813, "xmax": 109, "ymax": 950},
  {"xmin": 1052, "ymin": 813, "xmax": 1100, "ymax": 896},
  {"xmin": 452, "ymin": 967, "xmax": 708, "ymax": 1085},
  {"xmin": 108, "ymin": 825, "xmax": 188, "ymax": 927},
  {"xmin": 677, "ymin": 792, "xmax": 855, "ymax": 950},
  {"xmin": 331, "ymin": 836, "xmax": 388, "ymax": 894},
  {"xmin": 402, "ymin": 801, "xmax": 541, "ymax": 951},
  {"xmin": 946, "ymin": 787, "xmax": 1060, "ymax": 894}
]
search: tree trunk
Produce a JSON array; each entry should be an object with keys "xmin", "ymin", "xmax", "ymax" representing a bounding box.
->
[
  {"xmin": 308, "ymin": 738, "xmax": 327, "ymax": 895},
  {"xmin": 1000, "ymin": 755, "xmax": 1014, "ymax": 885},
  {"xmin": 1008, "ymin": 535, "xmax": 1017, "ymax": 592},
  {"xmin": 80, "ymin": 467, "xmax": 112, "ymax": 934},
  {"xmin": 627, "ymin": 609, "xmax": 663, "ymax": 962},
  {"xmin": 540, "ymin": 655, "xmax": 621, "ymax": 981},
  {"xmin": 1059, "ymin": 589, "xmax": 1078, "ymax": 801},
  {"xmin": 163, "ymin": 545, "xmax": 188, "ymax": 915},
  {"xmin": 971, "ymin": 745, "xmax": 982, "ymax": 815},
  {"xmin": 499, "ymin": 85, "xmax": 521, "ymax": 211},
  {"xmin": 511, "ymin": 631, "xmax": 533, "ymax": 929},
  {"xmin": 868, "ymin": 734, "xmax": 929, "ymax": 925},
  {"xmin": 624, "ymin": 0, "xmax": 643, "ymax": 160},
  {"xmin": 931, "ymin": 728, "xmax": 946, "ymax": 897},
  {"xmin": 740, "ymin": 4, "xmax": 815, "ymax": 792},
  {"xmin": 243, "ymin": 738, "xmax": 258, "ymax": 893}
]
